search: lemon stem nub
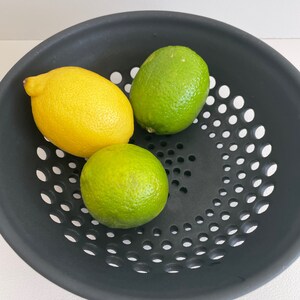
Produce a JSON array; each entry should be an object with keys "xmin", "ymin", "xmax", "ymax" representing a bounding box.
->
[{"xmin": 23, "ymin": 74, "xmax": 47, "ymax": 97}]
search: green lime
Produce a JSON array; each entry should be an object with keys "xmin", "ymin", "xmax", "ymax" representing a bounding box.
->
[
  {"xmin": 80, "ymin": 144, "xmax": 169, "ymax": 229},
  {"xmin": 130, "ymin": 45, "xmax": 209, "ymax": 134}
]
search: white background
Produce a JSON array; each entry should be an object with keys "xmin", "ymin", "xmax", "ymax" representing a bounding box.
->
[{"xmin": 0, "ymin": 1, "xmax": 300, "ymax": 299}]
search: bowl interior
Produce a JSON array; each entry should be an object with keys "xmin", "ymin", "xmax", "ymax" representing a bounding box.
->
[{"xmin": 0, "ymin": 11, "xmax": 300, "ymax": 300}]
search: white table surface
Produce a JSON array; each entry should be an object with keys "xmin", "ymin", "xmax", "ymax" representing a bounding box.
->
[{"xmin": 0, "ymin": 39, "xmax": 299, "ymax": 300}]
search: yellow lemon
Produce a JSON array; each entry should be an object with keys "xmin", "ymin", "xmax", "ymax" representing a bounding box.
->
[{"xmin": 24, "ymin": 66, "xmax": 134, "ymax": 157}]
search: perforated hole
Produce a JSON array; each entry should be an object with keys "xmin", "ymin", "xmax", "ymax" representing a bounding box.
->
[
  {"xmin": 61, "ymin": 203, "xmax": 71, "ymax": 211},
  {"xmin": 213, "ymin": 198, "xmax": 222, "ymax": 206},
  {"xmin": 68, "ymin": 176, "xmax": 77, "ymax": 183},
  {"xmin": 228, "ymin": 115, "xmax": 238, "ymax": 125},
  {"xmin": 218, "ymin": 85, "xmax": 230, "ymax": 98},
  {"xmin": 224, "ymin": 165, "xmax": 231, "ymax": 172},
  {"xmin": 54, "ymin": 184, "xmax": 63, "ymax": 193},
  {"xmin": 64, "ymin": 231, "xmax": 78, "ymax": 243},
  {"xmin": 130, "ymin": 67, "xmax": 139, "ymax": 79},
  {"xmin": 261, "ymin": 144, "xmax": 272, "ymax": 157},
  {"xmin": 184, "ymin": 170, "xmax": 191, "ymax": 177},
  {"xmin": 209, "ymin": 76, "xmax": 216, "ymax": 89},
  {"xmin": 175, "ymin": 252, "xmax": 187, "ymax": 261},
  {"xmin": 252, "ymin": 178, "xmax": 262, "ymax": 188},
  {"xmin": 206, "ymin": 95, "xmax": 215, "ymax": 105},
  {"xmin": 222, "ymin": 154, "xmax": 229, "ymax": 160},
  {"xmin": 238, "ymin": 128, "xmax": 247, "ymax": 138},
  {"xmin": 124, "ymin": 83, "xmax": 131, "ymax": 93},
  {"xmin": 73, "ymin": 192, "xmax": 81, "ymax": 199},
  {"xmin": 183, "ymin": 223, "xmax": 192, "ymax": 231},
  {"xmin": 182, "ymin": 238, "xmax": 193, "ymax": 248},
  {"xmin": 206, "ymin": 209, "xmax": 214, "ymax": 217},
  {"xmin": 246, "ymin": 194, "xmax": 257, "ymax": 204},
  {"xmin": 127, "ymin": 252, "xmax": 139, "ymax": 262},
  {"xmin": 216, "ymin": 142, "xmax": 224, "ymax": 149},
  {"xmin": 106, "ymin": 231, "xmax": 115, "ymax": 238},
  {"xmin": 261, "ymin": 184, "xmax": 275, "ymax": 197},
  {"xmin": 209, "ymin": 223, "xmax": 219, "ymax": 232},
  {"xmin": 227, "ymin": 226, "xmax": 238, "ymax": 235},
  {"xmin": 81, "ymin": 207, "xmax": 88, "ymax": 214},
  {"xmin": 250, "ymin": 161, "xmax": 260, "ymax": 171},
  {"xmin": 209, "ymin": 249, "xmax": 225, "ymax": 260},
  {"xmin": 240, "ymin": 211, "xmax": 251, "ymax": 221},
  {"xmin": 162, "ymin": 241, "xmax": 172, "ymax": 250},
  {"xmin": 222, "ymin": 130, "xmax": 230, "ymax": 138},
  {"xmin": 186, "ymin": 258, "xmax": 203, "ymax": 269},
  {"xmin": 50, "ymin": 213, "xmax": 62, "ymax": 224},
  {"xmin": 246, "ymin": 143, "xmax": 255, "ymax": 153},
  {"xmin": 143, "ymin": 241, "xmax": 153, "ymax": 251},
  {"xmin": 254, "ymin": 125, "xmax": 265, "ymax": 139},
  {"xmin": 68, "ymin": 162, "xmax": 77, "ymax": 169},
  {"xmin": 71, "ymin": 219, "xmax": 82, "ymax": 227},
  {"xmin": 165, "ymin": 263, "xmax": 182, "ymax": 274},
  {"xmin": 233, "ymin": 96, "xmax": 245, "ymax": 109},
  {"xmin": 55, "ymin": 149, "xmax": 65, "ymax": 158},
  {"xmin": 243, "ymin": 109, "xmax": 255, "ymax": 122},
  {"xmin": 122, "ymin": 236, "xmax": 132, "ymax": 245},
  {"xmin": 220, "ymin": 212, "xmax": 230, "ymax": 223},
  {"xmin": 195, "ymin": 216, "xmax": 204, "ymax": 224},
  {"xmin": 110, "ymin": 71, "xmax": 122, "ymax": 84},
  {"xmin": 107, "ymin": 245, "xmax": 117, "ymax": 254},
  {"xmin": 213, "ymin": 119, "xmax": 221, "ymax": 127},
  {"xmin": 229, "ymin": 199, "xmax": 239, "ymax": 208},
  {"xmin": 41, "ymin": 192, "xmax": 53, "ymax": 204},
  {"xmin": 203, "ymin": 111, "xmax": 211, "ymax": 119},
  {"xmin": 229, "ymin": 235, "xmax": 246, "ymax": 247},
  {"xmin": 218, "ymin": 104, "xmax": 227, "ymax": 114},
  {"xmin": 219, "ymin": 189, "xmax": 227, "ymax": 197},
  {"xmin": 86, "ymin": 233, "xmax": 96, "ymax": 240},
  {"xmin": 151, "ymin": 254, "xmax": 163, "ymax": 263},
  {"xmin": 243, "ymin": 221, "xmax": 258, "ymax": 234},
  {"xmin": 106, "ymin": 256, "xmax": 123, "ymax": 268},
  {"xmin": 153, "ymin": 228, "xmax": 161, "ymax": 237},
  {"xmin": 36, "ymin": 169, "xmax": 48, "ymax": 182},
  {"xmin": 235, "ymin": 185, "xmax": 244, "ymax": 193},
  {"xmin": 37, "ymin": 147, "xmax": 49, "ymax": 160},
  {"xmin": 237, "ymin": 171, "xmax": 246, "ymax": 180},
  {"xmin": 222, "ymin": 177, "xmax": 230, "ymax": 185},
  {"xmin": 170, "ymin": 225, "xmax": 179, "ymax": 234},
  {"xmin": 255, "ymin": 201, "xmax": 270, "ymax": 214},
  {"xmin": 236, "ymin": 157, "xmax": 245, "ymax": 165},
  {"xmin": 229, "ymin": 144, "xmax": 238, "ymax": 152},
  {"xmin": 265, "ymin": 163, "xmax": 278, "ymax": 177},
  {"xmin": 199, "ymin": 233, "xmax": 209, "ymax": 242},
  {"xmin": 52, "ymin": 166, "xmax": 62, "ymax": 175},
  {"xmin": 195, "ymin": 247, "xmax": 207, "ymax": 256}
]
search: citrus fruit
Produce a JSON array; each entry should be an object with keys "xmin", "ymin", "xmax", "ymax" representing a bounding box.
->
[
  {"xmin": 80, "ymin": 144, "xmax": 169, "ymax": 229},
  {"xmin": 24, "ymin": 66, "xmax": 134, "ymax": 158},
  {"xmin": 130, "ymin": 45, "xmax": 209, "ymax": 134}
]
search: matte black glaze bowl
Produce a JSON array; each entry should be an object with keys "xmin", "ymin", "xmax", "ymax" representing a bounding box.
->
[{"xmin": 0, "ymin": 11, "xmax": 300, "ymax": 300}]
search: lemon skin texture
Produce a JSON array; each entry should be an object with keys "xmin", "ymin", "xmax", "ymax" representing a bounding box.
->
[{"xmin": 24, "ymin": 66, "xmax": 134, "ymax": 158}]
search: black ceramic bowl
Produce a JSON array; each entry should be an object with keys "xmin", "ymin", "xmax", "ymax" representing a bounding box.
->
[{"xmin": 0, "ymin": 11, "xmax": 300, "ymax": 300}]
